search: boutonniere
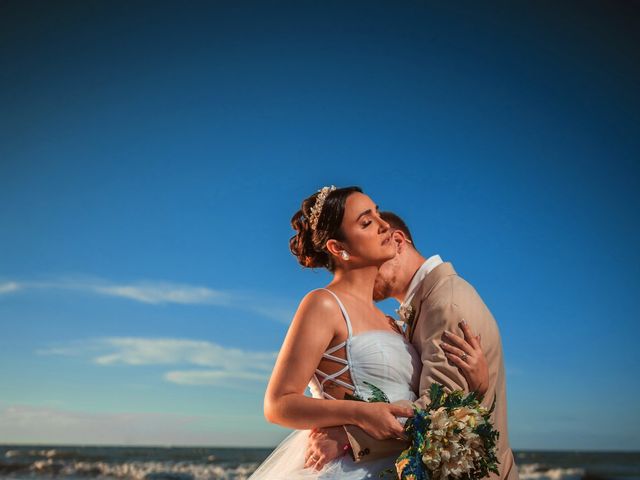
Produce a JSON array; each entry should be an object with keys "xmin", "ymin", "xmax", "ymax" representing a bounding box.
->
[{"xmin": 395, "ymin": 303, "xmax": 416, "ymax": 333}]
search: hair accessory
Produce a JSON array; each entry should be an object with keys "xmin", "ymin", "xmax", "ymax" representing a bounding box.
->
[{"xmin": 309, "ymin": 185, "xmax": 336, "ymax": 231}]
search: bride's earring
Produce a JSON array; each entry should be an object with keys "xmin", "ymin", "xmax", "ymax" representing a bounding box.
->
[{"xmin": 340, "ymin": 251, "xmax": 350, "ymax": 260}]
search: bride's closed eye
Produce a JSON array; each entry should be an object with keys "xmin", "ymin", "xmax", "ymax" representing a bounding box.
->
[{"xmin": 361, "ymin": 209, "xmax": 383, "ymax": 228}]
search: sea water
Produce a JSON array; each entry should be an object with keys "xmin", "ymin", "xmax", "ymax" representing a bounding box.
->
[{"xmin": 1, "ymin": 445, "xmax": 638, "ymax": 480}]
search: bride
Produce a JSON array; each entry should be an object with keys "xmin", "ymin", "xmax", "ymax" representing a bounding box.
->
[{"xmin": 250, "ymin": 186, "xmax": 488, "ymax": 479}]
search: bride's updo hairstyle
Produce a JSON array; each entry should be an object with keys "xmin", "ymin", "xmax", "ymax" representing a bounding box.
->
[{"xmin": 290, "ymin": 186, "xmax": 363, "ymax": 272}]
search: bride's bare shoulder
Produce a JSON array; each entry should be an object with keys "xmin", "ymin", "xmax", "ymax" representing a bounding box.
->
[
  {"xmin": 290, "ymin": 289, "xmax": 343, "ymax": 328},
  {"xmin": 298, "ymin": 288, "xmax": 340, "ymax": 314}
]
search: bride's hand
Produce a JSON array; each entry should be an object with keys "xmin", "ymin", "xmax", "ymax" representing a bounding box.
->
[
  {"xmin": 355, "ymin": 402, "xmax": 413, "ymax": 440},
  {"xmin": 441, "ymin": 320, "xmax": 489, "ymax": 397}
]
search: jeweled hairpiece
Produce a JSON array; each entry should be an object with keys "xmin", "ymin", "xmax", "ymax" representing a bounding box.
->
[{"xmin": 309, "ymin": 185, "xmax": 336, "ymax": 231}]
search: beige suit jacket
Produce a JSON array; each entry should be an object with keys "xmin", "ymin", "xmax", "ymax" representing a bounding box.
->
[{"xmin": 344, "ymin": 262, "xmax": 518, "ymax": 480}]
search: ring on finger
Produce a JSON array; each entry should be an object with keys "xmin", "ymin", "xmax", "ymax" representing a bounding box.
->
[{"xmin": 461, "ymin": 352, "xmax": 468, "ymax": 362}]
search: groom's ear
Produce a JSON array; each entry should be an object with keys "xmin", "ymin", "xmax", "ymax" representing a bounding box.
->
[{"xmin": 393, "ymin": 230, "xmax": 409, "ymax": 253}]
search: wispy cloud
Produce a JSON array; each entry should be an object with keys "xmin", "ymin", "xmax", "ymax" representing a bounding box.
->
[
  {"xmin": 165, "ymin": 369, "xmax": 270, "ymax": 386},
  {"xmin": 0, "ymin": 275, "xmax": 294, "ymax": 322},
  {"xmin": 39, "ymin": 337, "xmax": 277, "ymax": 388},
  {"xmin": 91, "ymin": 283, "xmax": 229, "ymax": 305},
  {"xmin": 0, "ymin": 281, "xmax": 21, "ymax": 294},
  {"xmin": 1, "ymin": 277, "xmax": 230, "ymax": 306}
]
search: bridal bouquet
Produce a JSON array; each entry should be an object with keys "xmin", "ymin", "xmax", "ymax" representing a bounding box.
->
[{"xmin": 394, "ymin": 383, "xmax": 499, "ymax": 480}]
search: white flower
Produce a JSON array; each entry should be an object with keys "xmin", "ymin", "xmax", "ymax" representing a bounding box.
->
[
  {"xmin": 430, "ymin": 407, "xmax": 450, "ymax": 431},
  {"xmin": 396, "ymin": 303, "xmax": 416, "ymax": 327},
  {"xmin": 419, "ymin": 404, "xmax": 489, "ymax": 479}
]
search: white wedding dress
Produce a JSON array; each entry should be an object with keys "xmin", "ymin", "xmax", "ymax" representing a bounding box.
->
[{"xmin": 250, "ymin": 289, "xmax": 421, "ymax": 479}]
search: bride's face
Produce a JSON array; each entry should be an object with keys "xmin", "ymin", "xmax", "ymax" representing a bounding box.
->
[{"xmin": 335, "ymin": 192, "xmax": 396, "ymax": 267}]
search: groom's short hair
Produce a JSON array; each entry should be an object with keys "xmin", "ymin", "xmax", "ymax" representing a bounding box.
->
[{"xmin": 380, "ymin": 211, "xmax": 416, "ymax": 248}]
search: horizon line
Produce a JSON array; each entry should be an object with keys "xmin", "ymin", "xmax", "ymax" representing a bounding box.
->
[{"xmin": 1, "ymin": 442, "xmax": 639, "ymax": 453}]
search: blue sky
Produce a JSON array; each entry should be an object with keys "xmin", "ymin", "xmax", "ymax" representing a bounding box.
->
[{"xmin": 1, "ymin": 1, "xmax": 639, "ymax": 450}]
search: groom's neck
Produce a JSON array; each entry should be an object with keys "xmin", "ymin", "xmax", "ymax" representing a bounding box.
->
[{"xmin": 396, "ymin": 251, "xmax": 427, "ymax": 302}]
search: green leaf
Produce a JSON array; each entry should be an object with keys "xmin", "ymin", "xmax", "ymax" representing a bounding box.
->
[
  {"xmin": 488, "ymin": 395, "xmax": 497, "ymax": 415},
  {"xmin": 344, "ymin": 392, "xmax": 365, "ymax": 402},
  {"xmin": 443, "ymin": 390, "xmax": 464, "ymax": 408},
  {"xmin": 428, "ymin": 383, "xmax": 445, "ymax": 409},
  {"xmin": 364, "ymin": 382, "xmax": 391, "ymax": 403},
  {"xmin": 461, "ymin": 391, "xmax": 479, "ymax": 406}
]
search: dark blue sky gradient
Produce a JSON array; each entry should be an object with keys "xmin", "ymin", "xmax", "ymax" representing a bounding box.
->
[{"xmin": 1, "ymin": 1, "xmax": 639, "ymax": 449}]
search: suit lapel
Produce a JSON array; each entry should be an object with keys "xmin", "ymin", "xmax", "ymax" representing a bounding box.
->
[{"xmin": 407, "ymin": 262, "xmax": 457, "ymax": 342}]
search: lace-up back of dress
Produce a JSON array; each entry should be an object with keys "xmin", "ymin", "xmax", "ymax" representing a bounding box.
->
[
  {"xmin": 308, "ymin": 289, "xmax": 356, "ymax": 400},
  {"xmin": 307, "ymin": 289, "xmax": 421, "ymax": 404}
]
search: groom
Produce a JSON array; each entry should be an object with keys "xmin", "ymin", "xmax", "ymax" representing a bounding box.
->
[{"xmin": 305, "ymin": 212, "xmax": 519, "ymax": 480}]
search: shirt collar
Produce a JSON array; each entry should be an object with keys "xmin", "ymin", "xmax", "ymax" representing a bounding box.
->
[{"xmin": 402, "ymin": 254, "xmax": 443, "ymax": 305}]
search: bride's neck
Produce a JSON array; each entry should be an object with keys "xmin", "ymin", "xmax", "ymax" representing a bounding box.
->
[{"xmin": 329, "ymin": 266, "xmax": 378, "ymax": 303}]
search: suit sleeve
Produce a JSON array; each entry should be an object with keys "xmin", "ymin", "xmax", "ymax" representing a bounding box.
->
[
  {"xmin": 412, "ymin": 300, "xmax": 468, "ymax": 410},
  {"xmin": 413, "ymin": 296, "xmax": 494, "ymax": 411},
  {"xmin": 342, "ymin": 424, "xmax": 408, "ymax": 463}
]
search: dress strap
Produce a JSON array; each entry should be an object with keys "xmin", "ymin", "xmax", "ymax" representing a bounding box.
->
[
  {"xmin": 314, "ymin": 288, "xmax": 353, "ymax": 339},
  {"xmin": 307, "ymin": 288, "xmax": 357, "ymax": 400}
]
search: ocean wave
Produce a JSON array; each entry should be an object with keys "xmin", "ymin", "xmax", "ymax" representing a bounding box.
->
[
  {"xmin": 519, "ymin": 462, "xmax": 585, "ymax": 480},
  {"xmin": 3, "ymin": 448, "xmax": 634, "ymax": 480},
  {"xmin": 2, "ymin": 459, "xmax": 590, "ymax": 480},
  {"xmin": 4, "ymin": 449, "xmax": 80, "ymax": 460},
  {"xmin": 1, "ymin": 458, "xmax": 260, "ymax": 480},
  {"xmin": 4, "ymin": 451, "xmax": 23, "ymax": 458}
]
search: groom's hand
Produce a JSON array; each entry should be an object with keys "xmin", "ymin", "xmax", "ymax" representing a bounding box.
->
[{"xmin": 304, "ymin": 426, "xmax": 348, "ymax": 470}]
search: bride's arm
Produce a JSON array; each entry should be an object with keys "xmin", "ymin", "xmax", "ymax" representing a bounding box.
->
[{"xmin": 263, "ymin": 290, "xmax": 412, "ymax": 438}]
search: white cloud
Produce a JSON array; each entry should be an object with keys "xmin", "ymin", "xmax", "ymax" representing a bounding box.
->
[
  {"xmin": 0, "ymin": 281, "xmax": 21, "ymax": 294},
  {"xmin": 0, "ymin": 276, "xmax": 293, "ymax": 322},
  {"xmin": 39, "ymin": 337, "xmax": 277, "ymax": 388},
  {"xmin": 0, "ymin": 277, "xmax": 229, "ymax": 305},
  {"xmin": 91, "ymin": 283, "xmax": 230, "ymax": 305},
  {"xmin": 165, "ymin": 369, "xmax": 270, "ymax": 386}
]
